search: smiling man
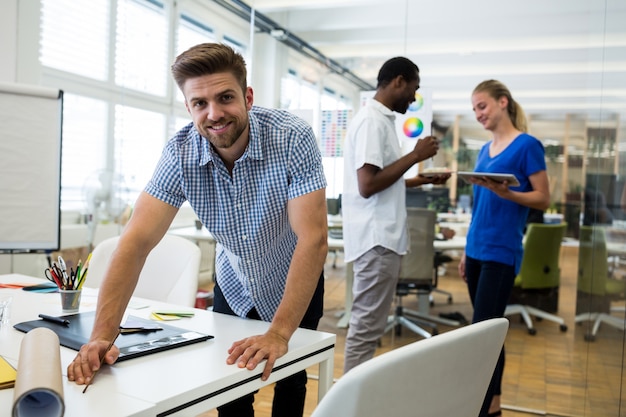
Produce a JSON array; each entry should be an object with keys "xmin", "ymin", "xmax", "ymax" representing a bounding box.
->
[{"xmin": 67, "ymin": 43, "xmax": 328, "ymax": 417}]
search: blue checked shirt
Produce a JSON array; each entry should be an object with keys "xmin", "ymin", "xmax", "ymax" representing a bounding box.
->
[{"xmin": 145, "ymin": 106, "xmax": 326, "ymax": 321}]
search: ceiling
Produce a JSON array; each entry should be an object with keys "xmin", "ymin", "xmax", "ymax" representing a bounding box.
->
[{"xmin": 242, "ymin": 0, "xmax": 626, "ymax": 144}]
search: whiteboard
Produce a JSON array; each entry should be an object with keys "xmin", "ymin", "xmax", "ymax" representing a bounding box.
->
[{"xmin": 0, "ymin": 82, "xmax": 63, "ymax": 252}]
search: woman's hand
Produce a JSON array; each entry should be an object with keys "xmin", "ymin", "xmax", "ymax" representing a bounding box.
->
[{"xmin": 458, "ymin": 252, "xmax": 467, "ymax": 283}]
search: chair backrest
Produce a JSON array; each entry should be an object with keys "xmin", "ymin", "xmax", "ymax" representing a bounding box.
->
[
  {"xmin": 518, "ymin": 222, "xmax": 566, "ymax": 289},
  {"xmin": 311, "ymin": 318, "xmax": 509, "ymax": 417},
  {"xmin": 399, "ymin": 207, "xmax": 436, "ymax": 281},
  {"xmin": 85, "ymin": 234, "xmax": 201, "ymax": 306},
  {"xmin": 577, "ymin": 225, "xmax": 609, "ymax": 296}
]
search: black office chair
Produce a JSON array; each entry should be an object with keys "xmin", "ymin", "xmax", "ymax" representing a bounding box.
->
[{"xmin": 385, "ymin": 208, "xmax": 462, "ymax": 340}]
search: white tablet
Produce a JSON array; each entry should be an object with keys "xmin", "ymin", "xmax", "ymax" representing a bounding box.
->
[{"xmin": 457, "ymin": 171, "xmax": 520, "ymax": 187}]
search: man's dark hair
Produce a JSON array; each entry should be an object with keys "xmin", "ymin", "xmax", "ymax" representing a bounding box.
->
[
  {"xmin": 171, "ymin": 43, "xmax": 247, "ymax": 93},
  {"xmin": 377, "ymin": 57, "xmax": 419, "ymax": 88}
]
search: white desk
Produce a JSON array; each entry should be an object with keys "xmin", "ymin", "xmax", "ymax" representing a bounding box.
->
[
  {"xmin": 434, "ymin": 236, "xmax": 467, "ymax": 251},
  {"xmin": 0, "ymin": 274, "xmax": 335, "ymax": 417}
]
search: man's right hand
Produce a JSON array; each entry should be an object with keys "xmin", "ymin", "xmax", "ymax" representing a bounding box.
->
[
  {"xmin": 413, "ymin": 135, "xmax": 439, "ymax": 161},
  {"xmin": 67, "ymin": 339, "xmax": 120, "ymax": 385}
]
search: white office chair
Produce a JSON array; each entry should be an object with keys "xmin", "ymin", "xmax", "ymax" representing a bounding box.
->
[
  {"xmin": 311, "ymin": 318, "xmax": 509, "ymax": 417},
  {"xmin": 85, "ymin": 234, "xmax": 201, "ymax": 307}
]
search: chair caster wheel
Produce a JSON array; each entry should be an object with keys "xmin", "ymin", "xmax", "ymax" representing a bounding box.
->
[
  {"xmin": 584, "ymin": 334, "xmax": 595, "ymax": 342},
  {"xmin": 528, "ymin": 328, "xmax": 537, "ymax": 335},
  {"xmin": 559, "ymin": 324, "xmax": 568, "ymax": 332}
]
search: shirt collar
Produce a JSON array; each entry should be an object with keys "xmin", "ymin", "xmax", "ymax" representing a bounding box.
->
[{"xmin": 369, "ymin": 98, "xmax": 396, "ymax": 120}]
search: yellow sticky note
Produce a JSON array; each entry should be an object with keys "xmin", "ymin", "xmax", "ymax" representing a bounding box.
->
[
  {"xmin": 151, "ymin": 312, "xmax": 181, "ymax": 321},
  {"xmin": 0, "ymin": 355, "xmax": 17, "ymax": 389}
]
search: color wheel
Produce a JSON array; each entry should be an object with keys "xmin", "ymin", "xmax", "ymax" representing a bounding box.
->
[
  {"xmin": 403, "ymin": 117, "xmax": 424, "ymax": 138},
  {"xmin": 408, "ymin": 93, "xmax": 424, "ymax": 112}
]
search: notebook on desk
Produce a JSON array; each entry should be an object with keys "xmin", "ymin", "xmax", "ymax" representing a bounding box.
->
[{"xmin": 14, "ymin": 311, "xmax": 213, "ymax": 362}]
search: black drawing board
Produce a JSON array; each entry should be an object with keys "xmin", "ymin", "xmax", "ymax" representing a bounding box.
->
[{"xmin": 14, "ymin": 311, "xmax": 212, "ymax": 362}]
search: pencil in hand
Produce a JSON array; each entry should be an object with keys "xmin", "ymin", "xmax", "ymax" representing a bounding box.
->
[{"xmin": 82, "ymin": 329, "xmax": 121, "ymax": 393}]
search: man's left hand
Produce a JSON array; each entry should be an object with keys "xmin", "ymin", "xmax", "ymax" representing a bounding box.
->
[{"xmin": 226, "ymin": 330, "xmax": 289, "ymax": 381}]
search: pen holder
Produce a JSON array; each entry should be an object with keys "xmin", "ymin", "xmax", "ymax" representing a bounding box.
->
[{"xmin": 59, "ymin": 289, "xmax": 81, "ymax": 313}]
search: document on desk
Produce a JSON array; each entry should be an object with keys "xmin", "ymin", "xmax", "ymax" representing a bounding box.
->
[{"xmin": 14, "ymin": 311, "xmax": 213, "ymax": 362}]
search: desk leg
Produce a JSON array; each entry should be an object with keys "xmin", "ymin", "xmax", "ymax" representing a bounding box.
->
[
  {"xmin": 336, "ymin": 262, "xmax": 353, "ymax": 328},
  {"xmin": 317, "ymin": 352, "xmax": 335, "ymax": 402}
]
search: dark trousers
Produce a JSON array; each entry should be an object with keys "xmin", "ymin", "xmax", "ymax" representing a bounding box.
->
[
  {"xmin": 465, "ymin": 256, "xmax": 515, "ymax": 417},
  {"xmin": 212, "ymin": 273, "xmax": 324, "ymax": 417}
]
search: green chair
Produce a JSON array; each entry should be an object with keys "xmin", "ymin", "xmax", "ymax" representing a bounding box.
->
[
  {"xmin": 505, "ymin": 222, "xmax": 568, "ymax": 335},
  {"xmin": 574, "ymin": 226, "xmax": 626, "ymax": 341}
]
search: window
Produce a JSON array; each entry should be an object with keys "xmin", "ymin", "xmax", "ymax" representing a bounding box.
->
[
  {"xmin": 40, "ymin": 0, "xmax": 110, "ymax": 81},
  {"xmin": 39, "ymin": 0, "xmax": 357, "ymax": 212},
  {"xmin": 114, "ymin": 105, "xmax": 166, "ymax": 193},
  {"xmin": 58, "ymin": 94, "xmax": 108, "ymax": 207},
  {"xmin": 175, "ymin": 13, "xmax": 216, "ymax": 103},
  {"xmin": 39, "ymin": 0, "xmax": 248, "ymax": 212},
  {"xmin": 115, "ymin": 0, "xmax": 169, "ymax": 96}
]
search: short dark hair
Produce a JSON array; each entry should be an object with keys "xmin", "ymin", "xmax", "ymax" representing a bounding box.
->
[
  {"xmin": 171, "ymin": 43, "xmax": 247, "ymax": 93},
  {"xmin": 377, "ymin": 57, "xmax": 419, "ymax": 88}
]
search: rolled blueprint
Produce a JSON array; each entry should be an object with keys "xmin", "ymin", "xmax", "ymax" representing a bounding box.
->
[{"xmin": 12, "ymin": 327, "xmax": 64, "ymax": 417}]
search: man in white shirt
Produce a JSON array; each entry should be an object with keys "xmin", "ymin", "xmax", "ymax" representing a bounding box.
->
[{"xmin": 342, "ymin": 57, "xmax": 449, "ymax": 372}]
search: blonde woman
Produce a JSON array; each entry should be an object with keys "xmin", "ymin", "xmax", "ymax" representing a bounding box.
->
[{"xmin": 458, "ymin": 80, "xmax": 550, "ymax": 417}]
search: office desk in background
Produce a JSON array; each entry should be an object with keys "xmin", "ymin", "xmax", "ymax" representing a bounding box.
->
[
  {"xmin": 0, "ymin": 274, "xmax": 335, "ymax": 417},
  {"xmin": 331, "ymin": 237, "xmax": 467, "ymax": 328}
]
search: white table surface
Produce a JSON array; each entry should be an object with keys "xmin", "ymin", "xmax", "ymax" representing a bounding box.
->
[
  {"xmin": 0, "ymin": 274, "xmax": 335, "ymax": 417},
  {"xmin": 434, "ymin": 236, "xmax": 467, "ymax": 251}
]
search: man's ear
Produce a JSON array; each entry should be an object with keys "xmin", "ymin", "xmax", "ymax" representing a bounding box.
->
[
  {"xmin": 392, "ymin": 75, "xmax": 406, "ymax": 89},
  {"xmin": 245, "ymin": 86, "xmax": 254, "ymax": 110}
]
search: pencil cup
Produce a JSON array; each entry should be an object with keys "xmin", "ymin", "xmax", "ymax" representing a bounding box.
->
[{"xmin": 59, "ymin": 289, "xmax": 81, "ymax": 313}]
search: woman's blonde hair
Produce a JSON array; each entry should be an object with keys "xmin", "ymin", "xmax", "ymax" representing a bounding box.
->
[{"xmin": 473, "ymin": 80, "xmax": 527, "ymax": 132}]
